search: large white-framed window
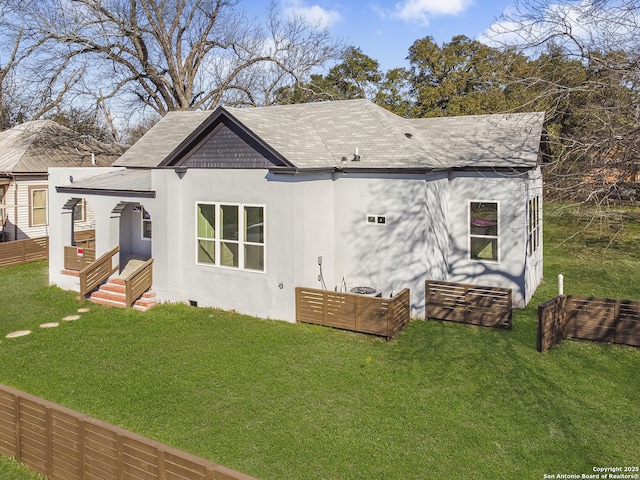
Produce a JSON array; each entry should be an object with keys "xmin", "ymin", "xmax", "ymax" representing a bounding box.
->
[
  {"xmin": 528, "ymin": 196, "xmax": 541, "ymax": 256},
  {"xmin": 469, "ymin": 201, "xmax": 499, "ymax": 262},
  {"xmin": 29, "ymin": 186, "xmax": 48, "ymax": 227},
  {"xmin": 196, "ymin": 202, "xmax": 265, "ymax": 272}
]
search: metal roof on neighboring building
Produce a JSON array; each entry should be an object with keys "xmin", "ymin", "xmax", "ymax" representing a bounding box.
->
[{"xmin": 0, "ymin": 120, "xmax": 123, "ymax": 174}]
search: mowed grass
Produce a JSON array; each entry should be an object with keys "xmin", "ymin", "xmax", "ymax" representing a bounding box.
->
[{"xmin": 0, "ymin": 204, "xmax": 638, "ymax": 480}]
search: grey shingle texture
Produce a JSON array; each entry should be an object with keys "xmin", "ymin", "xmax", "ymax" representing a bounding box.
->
[{"xmin": 114, "ymin": 99, "xmax": 545, "ymax": 170}]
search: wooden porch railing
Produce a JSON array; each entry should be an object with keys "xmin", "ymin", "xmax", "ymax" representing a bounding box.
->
[
  {"xmin": 73, "ymin": 229, "xmax": 95, "ymax": 249},
  {"xmin": 79, "ymin": 246, "xmax": 120, "ymax": 298},
  {"xmin": 124, "ymin": 258, "xmax": 154, "ymax": 308},
  {"xmin": 63, "ymin": 246, "xmax": 96, "ymax": 271}
]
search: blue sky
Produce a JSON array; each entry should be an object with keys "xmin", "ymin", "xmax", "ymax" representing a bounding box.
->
[{"xmin": 246, "ymin": 0, "xmax": 518, "ymax": 72}]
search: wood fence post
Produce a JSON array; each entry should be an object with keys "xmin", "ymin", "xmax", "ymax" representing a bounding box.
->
[
  {"xmin": 322, "ymin": 291, "xmax": 328, "ymax": 326},
  {"xmin": 15, "ymin": 395, "xmax": 21, "ymax": 464}
]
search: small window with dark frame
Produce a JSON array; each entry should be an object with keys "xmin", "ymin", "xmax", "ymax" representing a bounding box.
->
[
  {"xmin": 469, "ymin": 201, "xmax": 499, "ymax": 261},
  {"xmin": 73, "ymin": 199, "xmax": 86, "ymax": 222},
  {"xmin": 142, "ymin": 207, "xmax": 151, "ymax": 239}
]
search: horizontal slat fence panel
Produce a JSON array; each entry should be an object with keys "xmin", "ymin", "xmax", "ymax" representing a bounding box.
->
[
  {"xmin": 64, "ymin": 246, "xmax": 97, "ymax": 271},
  {"xmin": 388, "ymin": 289, "xmax": 411, "ymax": 338},
  {"xmin": 73, "ymin": 229, "xmax": 95, "ymax": 249},
  {"xmin": 0, "ymin": 384, "xmax": 258, "ymax": 480},
  {"xmin": 537, "ymin": 295, "xmax": 640, "ymax": 352},
  {"xmin": 537, "ymin": 296, "xmax": 566, "ymax": 352},
  {"xmin": 425, "ymin": 281, "xmax": 512, "ymax": 329},
  {"xmin": 296, "ymin": 287, "xmax": 411, "ymax": 340},
  {"xmin": 0, "ymin": 237, "xmax": 48, "ymax": 267}
]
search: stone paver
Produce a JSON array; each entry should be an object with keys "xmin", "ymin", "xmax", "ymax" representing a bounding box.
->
[
  {"xmin": 40, "ymin": 322, "xmax": 60, "ymax": 328},
  {"xmin": 6, "ymin": 330, "xmax": 32, "ymax": 338}
]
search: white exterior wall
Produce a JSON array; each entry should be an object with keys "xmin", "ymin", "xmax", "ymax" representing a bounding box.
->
[
  {"xmin": 149, "ymin": 169, "xmax": 334, "ymax": 322},
  {"xmin": 48, "ymin": 167, "xmax": 139, "ymax": 292},
  {"xmin": 446, "ymin": 169, "xmax": 541, "ymax": 308},
  {"xmin": 524, "ymin": 167, "xmax": 544, "ymax": 305},
  {"xmin": 331, "ymin": 172, "xmax": 449, "ymax": 317},
  {"xmin": 48, "ymin": 165, "xmax": 542, "ymax": 321}
]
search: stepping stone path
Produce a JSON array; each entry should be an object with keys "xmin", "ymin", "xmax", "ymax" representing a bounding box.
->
[
  {"xmin": 4, "ymin": 308, "xmax": 90, "ymax": 339},
  {"xmin": 5, "ymin": 330, "xmax": 31, "ymax": 339}
]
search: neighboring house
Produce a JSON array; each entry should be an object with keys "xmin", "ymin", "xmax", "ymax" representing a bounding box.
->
[
  {"xmin": 48, "ymin": 99, "xmax": 545, "ymax": 320},
  {"xmin": 0, "ymin": 120, "xmax": 122, "ymax": 241}
]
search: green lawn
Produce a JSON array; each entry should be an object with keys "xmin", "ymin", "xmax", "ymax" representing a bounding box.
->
[{"xmin": 0, "ymin": 204, "xmax": 638, "ymax": 480}]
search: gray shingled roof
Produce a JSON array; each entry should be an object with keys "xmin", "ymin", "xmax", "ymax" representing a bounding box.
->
[
  {"xmin": 114, "ymin": 111, "xmax": 211, "ymax": 168},
  {"xmin": 0, "ymin": 120, "xmax": 123, "ymax": 173},
  {"xmin": 113, "ymin": 99, "xmax": 545, "ymax": 171}
]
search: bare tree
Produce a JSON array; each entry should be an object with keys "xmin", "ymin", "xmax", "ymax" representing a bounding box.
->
[
  {"xmin": 490, "ymin": 0, "xmax": 640, "ymax": 205},
  {"xmin": 7, "ymin": 0, "xmax": 340, "ymax": 125}
]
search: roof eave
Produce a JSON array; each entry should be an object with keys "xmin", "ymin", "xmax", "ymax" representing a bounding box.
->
[{"xmin": 55, "ymin": 186, "xmax": 156, "ymax": 198}]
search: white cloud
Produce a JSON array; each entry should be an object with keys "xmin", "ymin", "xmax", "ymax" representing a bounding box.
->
[
  {"xmin": 282, "ymin": 0, "xmax": 342, "ymax": 28},
  {"xmin": 390, "ymin": 0, "xmax": 474, "ymax": 25}
]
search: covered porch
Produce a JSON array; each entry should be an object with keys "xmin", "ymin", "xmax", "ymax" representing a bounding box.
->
[{"xmin": 53, "ymin": 172, "xmax": 156, "ymax": 310}]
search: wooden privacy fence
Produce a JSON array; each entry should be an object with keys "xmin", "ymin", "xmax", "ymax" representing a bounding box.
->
[
  {"xmin": 538, "ymin": 295, "xmax": 640, "ymax": 352},
  {"xmin": 0, "ymin": 384, "xmax": 257, "ymax": 480},
  {"xmin": 0, "ymin": 237, "xmax": 48, "ymax": 268},
  {"xmin": 295, "ymin": 287, "xmax": 411, "ymax": 340},
  {"xmin": 425, "ymin": 281, "xmax": 512, "ymax": 329}
]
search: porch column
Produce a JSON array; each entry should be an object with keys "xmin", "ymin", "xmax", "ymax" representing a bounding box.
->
[
  {"xmin": 61, "ymin": 198, "xmax": 80, "ymax": 247},
  {"xmin": 110, "ymin": 202, "xmax": 127, "ymax": 269}
]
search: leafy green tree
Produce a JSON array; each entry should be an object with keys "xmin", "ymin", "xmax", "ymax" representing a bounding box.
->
[
  {"xmin": 275, "ymin": 47, "xmax": 382, "ymax": 104},
  {"xmin": 405, "ymin": 35, "xmax": 531, "ymax": 117},
  {"xmin": 374, "ymin": 68, "xmax": 412, "ymax": 117}
]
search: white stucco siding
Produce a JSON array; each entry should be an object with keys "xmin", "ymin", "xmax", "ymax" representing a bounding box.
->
[
  {"xmin": 331, "ymin": 172, "xmax": 449, "ymax": 317},
  {"xmin": 290, "ymin": 172, "xmax": 335, "ymax": 293},
  {"xmin": 153, "ymin": 169, "xmax": 335, "ymax": 322},
  {"xmin": 48, "ymin": 167, "xmax": 127, "ymax": 291},
  {"xmin": 446, "ymin": 170, "xmax": 535, "ymax": 307}
]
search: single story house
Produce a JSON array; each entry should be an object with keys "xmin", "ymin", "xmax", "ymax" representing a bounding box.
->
[
  {"xmin": 0, "ymin": 120, "xmax": 122, "ymax": 241},
  {"xmin": 48, "ymin": 99, "xmax": 545, "ymax": 320}
]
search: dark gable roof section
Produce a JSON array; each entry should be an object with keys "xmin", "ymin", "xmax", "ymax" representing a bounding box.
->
[{"xmin": 159, "ymin": 108, "xmax": 294, "ymax": 170}]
